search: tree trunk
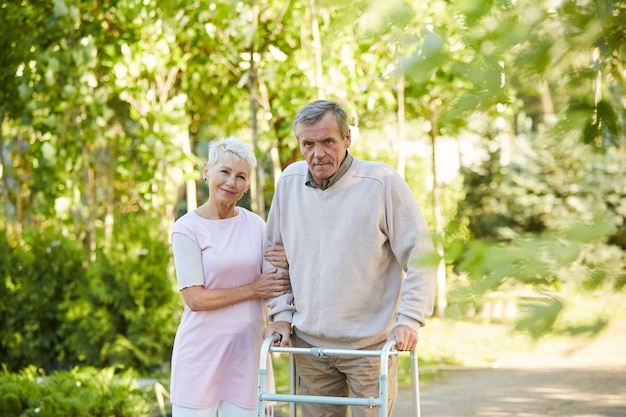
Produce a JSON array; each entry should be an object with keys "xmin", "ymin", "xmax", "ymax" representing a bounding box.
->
[
  {"xmin": 396, "ymin": 74, "xmax": 406, "ymax": 178},
  {"xmin": 248, "ymin": 1, "xmax": 265, "ymax": 218},
  {"xmin": 81, "ymin": 145, "xmax": 97, "ymax": 262},
  {"xmin": 103, "ymin": 139, "xmax": 116, "ymax": 247},
  {"xmin": 428, "ymin": 102, "xmax": 448, "ymax": 318},
  {"xmin": 0, "ymin": 114, "xmax": 12, "ymax": 231},
  {"xmin": 309, "ymin": 0, "xmax": 324, "ymax": 99},
  {"xmin": 180, "ymin": 129, "xmax": 197, "ymax": 212}
]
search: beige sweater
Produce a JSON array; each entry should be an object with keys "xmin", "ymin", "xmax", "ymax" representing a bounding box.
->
[{"xmin": 264, "ymin": 156, "xmax": 437, "ymax": 349}]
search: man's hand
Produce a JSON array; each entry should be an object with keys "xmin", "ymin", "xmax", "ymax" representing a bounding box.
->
[
  {"xmin": 389, "ymin": 324, "xmax": 418, "ymax": 351},
  {"xmin": 263, "ymin": 321, "xmax": 291, "ymax": 347}
]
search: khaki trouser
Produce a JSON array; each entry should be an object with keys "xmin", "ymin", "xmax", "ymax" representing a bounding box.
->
[{"xmin": 293, "ymin": 333, "xmax": 398, "ymax": 417}]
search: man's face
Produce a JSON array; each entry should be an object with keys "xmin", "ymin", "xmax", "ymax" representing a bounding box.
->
[{"xmin": 297, "ymin": 111, "xmax": 351, "ymax": 187}]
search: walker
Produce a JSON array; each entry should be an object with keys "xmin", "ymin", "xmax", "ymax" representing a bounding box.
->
[{"xmin": 256, "ymin": 334, "xmax": 421, "ymax": 417}]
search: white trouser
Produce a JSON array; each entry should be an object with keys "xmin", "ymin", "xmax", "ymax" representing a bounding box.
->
[{"xmin": 172, "ymin": 402, "xmax": 255, "ymax": 417}]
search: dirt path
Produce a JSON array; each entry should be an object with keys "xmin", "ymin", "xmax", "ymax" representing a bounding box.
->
[{"xmin": 394, "ymin": 319, "xmax": 626, "ymax": 417}]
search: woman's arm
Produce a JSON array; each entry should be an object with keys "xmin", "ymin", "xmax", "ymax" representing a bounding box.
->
[
  {"xmin": 172, "ymin": 233, "xmax": 290, "ymax": 311},
  {"xmin": 181, "ymin": 269, "xmax": 290, "ymax": 311}
]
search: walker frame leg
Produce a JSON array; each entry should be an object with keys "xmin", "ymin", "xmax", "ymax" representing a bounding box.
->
[{"xmin": 257, "ymin": 336, "xmax": 422, "ymax": 417}]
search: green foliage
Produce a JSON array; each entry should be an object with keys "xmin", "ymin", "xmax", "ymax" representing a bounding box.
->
[
  {"xmin": 69, "ymin": 215, "xmax": 180, "ymax": 371},
  {"xmin": 0, "ymin": 227, "xmax": 86, "ymax": 371},
  {"xmin": 514, "ymin": 296, "xmax": 564, "ymax": 339},
  {"xmin": 0, "ymin": 220, "xmax": 179, "ymax": 373},
  {"xmin": 0, "ymin": 392, "xmax": 22, "ymax": 416},
  {"xmin": 457, "ymin": 134, "xmax": 624, "ymax": 246},
  {"xmin": 449, "ymin": 133, "xmax": 624, "ymax": 336},
  {"xmin": 0, "ymin": 366, "xmax": 151, "ymax": 417}
]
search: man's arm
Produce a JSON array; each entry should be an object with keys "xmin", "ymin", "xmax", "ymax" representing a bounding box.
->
[
  {"xmin": 262, "ymin": 185, "xmax": 295, "ymax": 345},
  {"xmin": 262, "ymin": 247, "xmax": 295, "ymax": 329},
  {"xmin": 387, "ymin": 173, "xmax": 438, "ymax": 348}
]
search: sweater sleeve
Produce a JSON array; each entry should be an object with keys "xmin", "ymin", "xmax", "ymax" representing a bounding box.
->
[
  {"xmin": 388, "ymin": 173, "xmax": 437, "ymax": 330},
  {"xmin": 263, "ymin": 181, "xmax": 295, "ymax": 324},
  {"xmin": 172, "ymin": 232, "xmax": 204, "ymax": 290}
]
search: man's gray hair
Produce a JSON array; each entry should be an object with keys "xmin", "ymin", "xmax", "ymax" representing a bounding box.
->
[
  {"xmin": 293, "ymin": 100, "xmax": 350, "ymax": 140},
  {"xmin": 208, "ymin": 136, "xmax": 257, "ymax": 169}
]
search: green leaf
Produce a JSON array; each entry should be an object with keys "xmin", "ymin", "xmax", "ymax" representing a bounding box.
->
[{"xmin": 514, "ymin": 297, "xmax": 563, "ymax": 339}]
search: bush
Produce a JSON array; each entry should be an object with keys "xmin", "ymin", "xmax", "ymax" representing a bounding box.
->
[
  {"xmin": 0, "ymin": 228, "xmax": 87, "ymax": 371},
  {"xmin": 60, "ymin": 217, "xmax": 181, "ymax": 371},
  {"xmin": 0, "ymin": 366, "xmax": 152, "ymax": 417},
  {"xmin": 0, "ymin": 219, "xmax": 181, "ymax": 373}
]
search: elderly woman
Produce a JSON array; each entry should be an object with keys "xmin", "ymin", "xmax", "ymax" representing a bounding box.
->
[{"xmin": 170, "ymin": 137, "xmax": 290, "ymax": 417}]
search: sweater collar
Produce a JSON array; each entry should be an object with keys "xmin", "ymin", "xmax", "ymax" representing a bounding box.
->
[{"xmin": 305, "ymin": 151, "xmax": 353, "ymax": 190}]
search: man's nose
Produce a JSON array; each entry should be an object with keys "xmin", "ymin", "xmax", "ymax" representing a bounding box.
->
[{"xmin": 313, "ymin": 146, "xmax": 325, "ymax": 158}]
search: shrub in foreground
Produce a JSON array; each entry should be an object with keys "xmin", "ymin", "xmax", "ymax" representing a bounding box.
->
[{"xmin": 0, "ymin": 366, "xmax": 152, "ymax": 417}]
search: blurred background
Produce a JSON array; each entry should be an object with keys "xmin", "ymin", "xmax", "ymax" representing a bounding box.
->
[{"xmin": 1, "ymin": 0, "xmax": 624, "ymax": 415}]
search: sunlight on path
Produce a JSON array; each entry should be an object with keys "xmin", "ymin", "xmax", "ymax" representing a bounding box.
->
[{"xmin": 395, "ymin": 318, "xmax": 626, "ymax": 417}]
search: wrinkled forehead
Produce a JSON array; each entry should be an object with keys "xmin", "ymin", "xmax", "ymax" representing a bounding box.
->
[{"xmin": 296, "ymin": 112, "xmax": 342, "ymax": 142}]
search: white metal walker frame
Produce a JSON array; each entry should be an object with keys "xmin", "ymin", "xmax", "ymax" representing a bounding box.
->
[{"xmin": 256, "ymin": 334, "xmax": 421, "ymax": 417}]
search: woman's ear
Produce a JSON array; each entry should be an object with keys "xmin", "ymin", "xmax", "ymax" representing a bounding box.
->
[{"xmin": 202, "ymin": 162, "xmax": 210, "ymax": 181}]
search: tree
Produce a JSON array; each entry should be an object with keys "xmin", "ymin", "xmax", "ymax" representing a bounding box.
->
[{"xmin": 1, "ymin": 0, "xmax": 625, "ymax": 372}]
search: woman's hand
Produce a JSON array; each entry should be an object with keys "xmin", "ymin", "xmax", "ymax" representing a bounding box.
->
[
  {"xmin": 265, "ymin": 245, "xmax": 289, "ymax": 270},
  {"xmin": 253, "ymin": 268, "xmax": 290, "ymax": 299}
]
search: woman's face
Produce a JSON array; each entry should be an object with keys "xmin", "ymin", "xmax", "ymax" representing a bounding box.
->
[{"xmin": 203, "ymin": 154, "xmax": 251, "ymax": 204}]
